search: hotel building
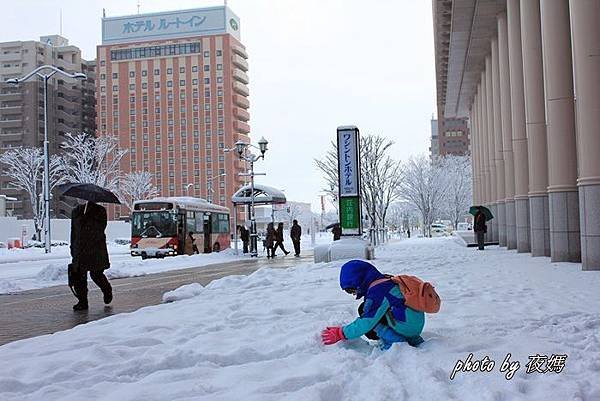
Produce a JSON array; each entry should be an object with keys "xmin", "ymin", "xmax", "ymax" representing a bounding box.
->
[{"xmin": 97, "ymin": 6, "xmax": 250, "ymax": 219}]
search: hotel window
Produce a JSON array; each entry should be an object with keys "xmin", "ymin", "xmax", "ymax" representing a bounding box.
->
[
  {"xmin": 217, "ymin": 89, "xmax": 223, "ymax": 96},
  {"xmin": 193, "ymin": 91, "xmax": 198, "ymax": 98},
  {"xmin": 217, "ymin": 64, "xmax": 222, "ymax": 71},
  {"xmin": 130, "ymin": 122, "xmax": 136, "ymax": 128},
  {"xmin": 100, "ymin": 60, "xmax": 106, "ymax": 66},
  {"xmin": 100, "ymin": 73, "xmax": 106, "ymax": 80},
  {"xmin": 167, "ymin": 81, "xmax": 173, "ymax": 87},
  {"xmin": 204, "ymin": 78, "xmax": 210, "ymax": 84},
  {"xmin": 142, "ymin": 70, "xmax": 147, "ymax": 77},
  {"xmin": 155, "ymin": 120, "xmax": 161, "ymax": 126},
  {"xmin": 156, "ymin": 159, "xmax": 161, "ymax": 166},
  {"xmin": 180, "ymin": 67, "xmax": 185, "ymax": 73},
  {"xmin": 143, "ymin": 133, "xmax": 148, "ymax": 140},
  {"xmin": 113, "ymin": 111, "xmax": 119, "ymax": 116},
  {"xmin": 169, "ymin": 159, "xmax": 174, "ymax": 165},
  {"xmin": 193, "ymin": 144, "xmax": 199, "ymax": 150},
  {"xmin": 218, "ymin": 116, "xmax": 224, "ymax": 123},
  {"xmin": 180, "ymin": 92, "xmax": 186, "ymax": 99},
  {"xmin": 194, "ymin": 170, "xmax": 200, "ymax": 176},
  {"xmin": 169, "ymin": 184, "xmax": 174, "ymax": 190},
  {"xmin": 218, "ymin": 142, "xmax": 224, "ymax": 149},
  {"xmin": 193, "ymin": 118, "xmax": 199, "ymax": 124},
  {"xmin": 219, "ymin": 155, "xmax": 224, "ymax": 162},
  {"xmin": 112, "ymin": 85, "xmax": 118, "ymax": 91},
  {"xmin": 168, "ymin": 120, "xmax": 174, "ymax": 126},
  {"xmin": 192, "ymin": 66, "xmax": 198, "ymax": 72},
  {"xmin": 154, "ymin": 82, "xmax": 160, "ymax": 88},
  {"xmin": 216, "ymin": 50, "xmax": 222, "ymax": 56},
  {"xmin": 112, "ymin": 73, "xmax": 118, "ymax": 79},
  {"xmin": 168, "ymin": 145, "xmax": 174, "ymax": 151},
  {"xmin": 167, "ymin": 68, "xmax": 172, "ymax": 75},
  {"xmin": 156, "ymin": 145, "xmax": 161, "ymax": 152},
  {"xmin": 217, "ymin": 77, "xmax": 223, "ymax": 83},
  {"xmin": 130, "ymin": 134, "xmax": 136, "ymax": 140},
  {"xmin": 129, "ymin": 71, "xmax": 135, "ymax": 78},
  {"xmin": 206, "ymin": 143, "xmax": 212, "ymax": 149},
  {"xmin": 193, "ymin": 130, "xmax": 199, "ymax": 137},
  {"xmin": 220, "ymin": 196, "xmax": 225, "ymax": 202},
  {"xmin": 180, "ymin": 106, "xmax": 186, "ymax": 113},
  {"xmin": 218, "ymin": 129, "xmax": 224, "ymax": 135},
  {"xmin": 204, "ymin": 65, "xmax": 209, "ymax": 72},
  {"xmin": 219, "ymin": 182, "xmax": 225, "ymax": 189},
  {"xmin": 204, "ymin": 51, "xmax": 209, "ymax": 57},
  {"xmin": 204, "ymin": 104, "xmax": 210, "ymax": 110},
  {"xmin": 168, "ymin": 93, "xmax": 173, "ymax": 100},
  {"xmin": 182, "ymin": 145, "xmax": 187, "ymax": 151},
  {"xmin": 142, "ymin": 83, "xmax": 147, "ymax": 89},
  {"xmin": 154, "ymin": 69, "xmax": 160, "ymax": 75},
  {"xmin": 155, "ymin": 95, "xmax": 160, "ymax": 101},
  {"xmin": 180, "ymin": 80, "xmax": 185, "ymax": 86},
  {"xmin": 192, "ymin": 79, "xmax": 198, "ymax": 85},
  {"xmin": 193, "ymin": 105, "xmax": 199, "ymax": 111},
  {"xmin": 129, "ymin": 109, "xmax": 135, "ymax": 115},
  {"xmin": 218, "ymin": 103, "xmax": 223, "ymax": 109},
  {"xmin": 129, "ymin": 84, "xmax": 135, "ymax": 90},
  {"xmin": 155, "ymin": 107, "xmax": 160, "ymax": 113},
  {"xmin": 206, "ymin": 130, "xmax": 211, "ymax": 136},
  {"xmin": 205, "ymin": 117, "xmax": 210, "ymax": 123},
  {"xmin": 168, "ymin": 132, "xmax": 174, "ymax": 139}
]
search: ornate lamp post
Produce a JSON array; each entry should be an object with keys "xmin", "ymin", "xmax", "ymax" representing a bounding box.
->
[{"xmin": 6, "ymin": 65, "xmax": 87, "ymax": 253}]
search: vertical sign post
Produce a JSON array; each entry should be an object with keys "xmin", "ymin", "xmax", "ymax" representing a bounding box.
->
[{"xmin": 337, "ymin": 126, "xmax": 362, "ymax": 236}]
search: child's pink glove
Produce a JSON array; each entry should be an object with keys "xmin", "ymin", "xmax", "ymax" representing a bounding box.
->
[{"xmin": 321, "ymin": 326, "xmax": 346, "ymax": 345}]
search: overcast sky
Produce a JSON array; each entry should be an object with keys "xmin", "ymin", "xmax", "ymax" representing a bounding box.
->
[{"xmin": 1, "ymin": 0, "xmax": 436, "ymax": 212}]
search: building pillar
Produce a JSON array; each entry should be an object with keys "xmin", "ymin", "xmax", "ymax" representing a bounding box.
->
[
  {"xmin": 507, "ymin": 0, "xmax": 531, "ymax": 253},
  {"xmin": 472, "ymin": 94, "xmax": 481, "ymax": 206},
  {"xmin": 521, "ymin": 0, "xmax": 550, "ymax": 257},
  {"xmin": 485, "ymin": 56, "xmax": 498, "ymax": 242},
  {"xmin": 498, "ymin": 12, "xmax": 517, "ymax": 250},
  {"xmin": 540, "ymin": 0, "xmax": 580, "ymax": 262},
  {"xmin": 492, "ymin": 38, "xmax": 506, "ymax": 247},
  {"xmin": 570, "ymin": 0, "xmax": 600, "ymax": 270},
  {"xmin": 480, "ymin": 72, "xmax": 491, "ymax": 240}
]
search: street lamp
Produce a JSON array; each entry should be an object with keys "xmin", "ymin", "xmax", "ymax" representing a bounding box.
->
[
  {"xmin": 206, "ymin": 173, "xmax": 226, "ymax": 203},
  {"xmin": 227, "ymin": 137, "xmax": 268, "ymax": 257},
  {"xmin": 185, "ymin": 183, "xmax": 194, "ymax": 195},
  {"xmin": 6, "ymin": 65, "xmax": 87, "ymax": 254}
]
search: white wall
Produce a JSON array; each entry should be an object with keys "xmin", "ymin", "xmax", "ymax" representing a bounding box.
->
[{"xmin": 0, "ymin": 217, "xmax": 131, "ymax": 244}]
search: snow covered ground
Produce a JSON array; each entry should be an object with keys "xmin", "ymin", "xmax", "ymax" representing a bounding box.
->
[
  {"xmin": 1, "ymin": 237, "xmax": 599, "ymax": 401},
  {"xmin": 0, "ymin": 234, "xmax": 327, "ymax": 294}
]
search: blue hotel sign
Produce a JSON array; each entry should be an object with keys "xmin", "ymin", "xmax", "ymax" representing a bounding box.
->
[{"xmin": 102, "ymin": 6, "xmax": 240, "ymax": 44}]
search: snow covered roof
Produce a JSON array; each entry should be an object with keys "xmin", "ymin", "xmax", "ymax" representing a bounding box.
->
[
  {"xmin": 231, "ymin": 184, "xmax": 287, "ymax": 205},
  {"xmin": 134, "ymin": 197, "xmax": 229, "ymax": 214}
]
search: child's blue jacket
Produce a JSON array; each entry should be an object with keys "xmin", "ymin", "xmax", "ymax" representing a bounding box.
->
[{"xmin": 339, "ymin": 260, "xmax": 425, "ymax": 340}]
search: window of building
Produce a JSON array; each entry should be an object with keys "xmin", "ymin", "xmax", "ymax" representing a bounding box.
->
[
  {"xmin": 112, "ymin": 85, "xmax": 118, "ymax": 91},
  {"xmin": 204, "ymin": 78, "xmax": 210, "ymax": 84},
  {"xmin": 142, "ymin": 70, "xmax": 147, "ymax": 77},
  {"xmin": 154, "ymin": 69, "xmax": 160, "ymax": 75},
  {"xmin": 216, "ymin": 50, "xmax": 222, "ymax": 57},
  {"xmin": 154, "ymin": 82, "xmax": 160, "ymax": 88},
  {"xmin": 180, "ymin": 67, "xmax": 185, "ymax": 73},
  {"xmin": 217, "ymin": 77, "xmax": 223, "ymax": 83},
  {"xmin": 167, "ymin": 68, "xmax": 172, "ymax": 75},
  {"xmin": 112, "ymin": 73, "xmax": 118, "ymax": 79},
  {"xmin": 217, "ymin": 64, "xmax": 222, "ymax": 71},
  {"xmin": 167, "ymin": 81, "xmax": 173, "ymax": 87},
  {"xmin": 129, "ymin": 71, "xmax": 135, "ymax": 78},
  {"xmin": 100, "ymin": 73, "xmax": 106, "ymax": 80},
  {"xmin": 204, "ymin": 51, "xmax": 209, "ymax": 57},
  {"xmin": 217, "ymin": 89, "xmax": 223, "ymax": 97},
  {"xmin": 110, "ymin": 43, "xmax": 200, "ymax": 61},
  {"xmin": 100, "ymin": 60, "xmax": 106, "ymax": 66},
  {"xmin": 218, "ymin": 103, "xmax": 223, "ymax": 109},
  {"xmin": 142, "ymin": 83, "xmax": 147, "ymax": 89},
  {"xmin": 169, "ymin": 158, "xmax": 174, "ymax": 165},
  {"xmin": 192, "ymin": 79, "xmax": 198, "ymax": 85},
  {"xmin": 180, "ymin": 80, "xmax": 185, "ymax": 86},
  {"xmin": 129, "ymin": 84, "xmax": 135, "ymax": 90},
  {"xmin": 192, "ymin": 66, "xmax": 198, "ymax": 72}
]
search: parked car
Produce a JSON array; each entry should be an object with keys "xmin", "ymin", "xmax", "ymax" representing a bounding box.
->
[
  {"xmin": 431, "ymin": 223, "xmax": 448, "ymax": 237},
  {"xmin": 456, "ymin": 222, "xmax": 470, "ymax": 231}
]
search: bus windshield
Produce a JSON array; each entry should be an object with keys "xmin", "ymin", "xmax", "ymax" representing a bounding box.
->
[{"xmin": 132, "ymin": 211, "xmax": 177, "ymax": 237}]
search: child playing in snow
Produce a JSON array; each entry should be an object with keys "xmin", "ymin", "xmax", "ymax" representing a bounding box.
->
[{"xmin": 321, "ymin": 260, "xmax": 425, "ymax": 350}]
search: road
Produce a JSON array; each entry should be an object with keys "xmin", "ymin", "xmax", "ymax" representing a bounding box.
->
[{"xmin": 0, "ymin": 252, "xmax": 313, "ymax": 346}]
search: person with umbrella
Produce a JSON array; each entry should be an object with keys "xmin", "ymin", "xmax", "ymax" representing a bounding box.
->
[
  {"xmin": 59, "ymin": 183, "xmax": 119, "ymax": 311},
  {"xmin": 470, "ymin": 206, "xmax": 492, "ymax": 251}
]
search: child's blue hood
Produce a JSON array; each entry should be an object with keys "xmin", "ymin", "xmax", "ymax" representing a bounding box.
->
[{"xmin": 339, "ymin": 260, "xmax": 386, "ymax": 299}]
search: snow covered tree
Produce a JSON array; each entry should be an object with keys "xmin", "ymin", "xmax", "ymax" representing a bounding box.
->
[
  {"xmin": 60, "ymin": 133, "xmax": 127, "ymax": 191},
  {"xmin": 120, "ymin": 171, "xmax": 159, "ymax": 212},
  {"xmin": 313, "ymin": 141, "xmax": 339, "ymax": 208},
  {"xmin": 440, "ymin": 155, "xmax": 472, "ymax": 229},
  {"xmin": 0, "ymin": 147, "xmax": 65, "ymax": 240},
  {"xmin": 397, "ymin": 155, "xmax": 448, "ymax": 237}
]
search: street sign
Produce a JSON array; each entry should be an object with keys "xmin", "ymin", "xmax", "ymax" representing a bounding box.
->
[{"xmin": 337, "ymin": 126, "xmax": 362, "ymax": 236}]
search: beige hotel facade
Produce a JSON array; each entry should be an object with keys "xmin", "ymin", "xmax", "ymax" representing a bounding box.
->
[{"xmin": 434, "ymin": 0, "xmax": 600, "ymax": 270}]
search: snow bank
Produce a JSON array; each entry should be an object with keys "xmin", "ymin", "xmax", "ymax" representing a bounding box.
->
[
  {"xmin": 162, "ymin": 282, "xmax": 204, "ymax": 303},
  {"xmin": 1, "ymin": 238, "xmax": 599, "ymax": 400}
]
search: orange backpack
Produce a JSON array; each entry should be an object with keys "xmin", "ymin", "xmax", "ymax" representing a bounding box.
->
[{"xmin": 370, "ymin": 275, "xmax": 441, "ymax": 313}]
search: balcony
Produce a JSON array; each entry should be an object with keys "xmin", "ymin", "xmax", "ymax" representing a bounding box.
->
[
  {"xmin": 233, "ymin": 82, "xmax": 249, "ymax": 97},
  {"xmin": 0, "ymin": 53, "xmax": 22, "ymax": 62},
  {"xmin": 0, "ymin": 104, "xmax": 22, "ymax": 111},
  {"xmin": 231, "ymin": 45, "xmax": 248, "ymax": 59},
  {"xmin": 0, "ymin": 92, "xmax": 23, "ymax": 101},
  {"xmin": 234, "ymin": 120, "xmax": 250, "ymax": 134},
  {"xmin": 233, "ymin": 94, "xmax": 249, "ymax": 109},
  {"xmin": 233, "ymin": 107, "xmax": 250, "ymax": 122},
  {"xmin": 0, "ymin": 118, "xmax": 23, "ymax": 128},
  {"xmin": 232, "ymin": 68, "xmax": 249, "ymax": 85},
  {"xmin": 232, "ymin": 55, "xmax": 248, "ymax": 72}
]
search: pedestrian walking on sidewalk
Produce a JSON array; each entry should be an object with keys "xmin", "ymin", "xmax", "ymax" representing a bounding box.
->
[
  {"xmin": 69, "ymin": 201, "xmax": 113, "ymax": 311},
  {"xmin": 290, "ymin": 219, "xmax": 302, "ymax": 256},
  {"xmin": 473, "ymin": 208, "xmax": 487, "ymax": 251},
  {"xmin": 239, "ymin": 225, "xmax": 250, "ymax": 254},
  {"xmin": 265, "ymin": 222, "xmax": 275, "ymax": 258},
  {"xmin": 273, "ymin": 222, "xmax": 290, "ymax": 256}
]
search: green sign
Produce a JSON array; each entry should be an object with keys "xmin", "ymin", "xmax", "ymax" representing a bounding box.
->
[
  {"xmin": 229, "ymin": 18, "xmax": 239, "ymax": 31},
  {"xmin": 340, "ymin": 197, "xmax": 360, "ymax": 230}
]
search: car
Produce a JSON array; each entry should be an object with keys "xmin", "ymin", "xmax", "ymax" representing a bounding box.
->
[
  {"xmin": 456, "ymin": 222, "xmax": 470, "ymax": 231},
  {"xmin": 430, "ymin": 223, "xmax": 448, "ymax": 237}
]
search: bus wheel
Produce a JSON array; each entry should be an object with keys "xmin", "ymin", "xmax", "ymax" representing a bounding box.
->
[
  {"xmin": 141, "ymin": 252, "xmax": 147, "ymax": 260},
  {"xmin": 213, "ymin": 242, "xmax": 221, "ymax": 253}
]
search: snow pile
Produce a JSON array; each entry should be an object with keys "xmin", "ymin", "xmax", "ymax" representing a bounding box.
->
[
  {"xmin": 162, "ymin": 282, "xmax": 204, "ymax": 303},
  {"xmin": 1, "ymin": 238, "xmax": 599, "ymax": 400},
  {"xmin": 35, "ymin": 263, "xmax": 68, "ymax": 282}
]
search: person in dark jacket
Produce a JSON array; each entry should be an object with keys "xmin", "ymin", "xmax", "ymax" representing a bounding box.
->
[
  {"xmin": 290, "ymin": 220, "xmax": 302, "ymax": 257},
  {"xmin": 70, "ymin": 201, "xmax": 112, "ymax": 311},
  {"xmin": 273, "ymin": 222, "xmax": 290, "ymax": 256},
  {"xmin": 239, "ymin": 225, "xmax": 250, "ymax": 254},
  {"xmin": 265, "ymin": 222, "xmax": 275, "ymax": 258},
  {"xmin": 473, "ymin": 208, "xmax": 488, "ymax": 250},
  {"xmin": 332, "ymin": 223, "xmax": 342, "ymax": 241}
]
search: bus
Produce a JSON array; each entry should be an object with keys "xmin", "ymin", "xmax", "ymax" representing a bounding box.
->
[{"xmin": 130, "ymin": 197, "xmax": 230, "ymax": 258}]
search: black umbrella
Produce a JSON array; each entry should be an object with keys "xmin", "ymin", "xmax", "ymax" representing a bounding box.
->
[{"xmin": 57, "ymin": 183, "xmax": 121, "ymax": 204}]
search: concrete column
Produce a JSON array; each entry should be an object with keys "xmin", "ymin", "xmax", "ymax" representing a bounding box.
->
[
  {"xmin": 521, "ymin": 0, "xmax": 550, "ymax": 257},
  {"xmin": 480, "ymin": 73, "xmax": 491, "ymax": 206},
  {"xmin": 492, "ymin": 38, "xmax": 506, "ymax": 247},
  {"xmin": 498, "ymin": 11, "xmax": 517, "ymax": 250},
  {"xmin": 570, "ymin": 0, "xmax": 600, "ymax": 270},
  {"xmin": 485, "ymin": 56, "xmax": 498, "ymax": 242},
  {"xmin": 470, "ymin": 101, "xmax": 479, "ymax": 205},
  {"xmin": 540, "ymin": 0, "xmax": 580, "ymax": 262},
  {"xmin": 507, "ymin": 0, "xmax": 531, "ymax": 253}
]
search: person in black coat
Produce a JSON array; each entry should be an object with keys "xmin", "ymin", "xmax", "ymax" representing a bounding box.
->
[
  {"xmin": 70, "ymin": 201, "xmax": 113, "ymax": 311},
  {"xmin": 273, "ymin": 222, "xmax": 290, "ymax": 256},
  {"xmin": 332, "ymin": 223, "xmax": 342, "ymax": 241},
  {"xmin": 473, "ymin": 208, "xmax": 488, "ymax": 251},
  {"xmin": 265, "ymin": 222, "xmax": 275, "ymax": 258},
  {"xmin": 239, "ymin": 225, "xmax": 250, "ymax": 254},
  {"xmin": 290, "ymin": 220, "xmax": 302, "ymax": 257}
]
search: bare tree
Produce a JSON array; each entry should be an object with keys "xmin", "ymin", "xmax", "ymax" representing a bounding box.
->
[
  {"xmin": 440, "ymin": 155, "xmax": 472, "ymax": 229},
  {"xmin": 397, "ymin": 155, "xmax": 447, "ymax": 237},
  {"xmin": 314, "ymin": 135, "xmax": 401, "ymax": 228},
  {"xmin": 120, "ymin": 171, "xmax": 159, "ymax": 212},
  {"xmin": 60, "ymin": 133, "xmax": 127, "ymax": 191},
  {"xmin": 0, "ymin": 147, "xmax": 65, "ymax": 240}
]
